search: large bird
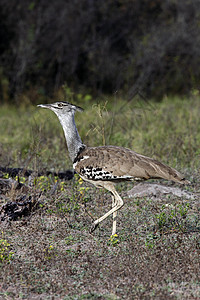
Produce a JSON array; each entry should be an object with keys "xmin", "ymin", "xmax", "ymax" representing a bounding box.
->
[{"xmin": 38, "ymin": 101, "xmax": 189, "ymax": 235}]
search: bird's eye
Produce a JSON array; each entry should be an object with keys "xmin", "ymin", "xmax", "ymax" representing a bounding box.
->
[{"xmin": 57, "ymin": 103, "xmax": 63, "ymax": 108}]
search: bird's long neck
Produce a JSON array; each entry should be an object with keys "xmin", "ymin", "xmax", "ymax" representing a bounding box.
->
[{"xmin": 57, "ymin": 112, "xmax": 85, "ymax": 162}]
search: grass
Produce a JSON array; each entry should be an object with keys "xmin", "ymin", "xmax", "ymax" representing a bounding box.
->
[
  {"xmin": 0, "ymin": 95, "xmax": 200, "ymax": 299},
  {"xmin": 1, "ymin": 95, "xmax": 200, "ymax": 171}
]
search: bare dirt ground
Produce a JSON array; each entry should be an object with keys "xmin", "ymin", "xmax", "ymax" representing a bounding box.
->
[{"xmin": 0, "ymin": 170, "xmax": 199, "ymax": 299}]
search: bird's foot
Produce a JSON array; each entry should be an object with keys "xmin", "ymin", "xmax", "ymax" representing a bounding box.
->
[{"xmin": 90, "ymin": 222, "xmax": 99, "ymax": 233}]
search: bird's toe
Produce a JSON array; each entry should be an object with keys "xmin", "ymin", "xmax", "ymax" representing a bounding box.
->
[{"xmin": 90, "ymin": 222, "xmax": 99, "ymax": 233}]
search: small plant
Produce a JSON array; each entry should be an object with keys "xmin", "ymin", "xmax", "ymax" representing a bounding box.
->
[
  {"xmin": 177, "ymin": 202, "xmax": 189, "ymax": 218},
  {"xmin": 0, "ymin": 233, "xmax": 14, "ymax": 263},
  {"xmin": 52, "ymin": 174, "xmax": 91, "ymax": 217},
  {"xmin": 156, "ymin": 211, "xmax": 168, "ymax": 229},
  {"xmin": 34, "ymin": 175, "xmax": 51, "ymax": 191},
  {"xmin": 15, "ymin": 175, "xmax": 26, "ymax": 184},
  {"xmin": 107, "ymin": 234, "xmax": 119, "ymax": 246},
  {"xmin": 43, "ymin": 244, "xmax": 55, "ymax": 260},
  {"xmin": 60, "ymin": 180, "xmax": 66, "ymax": 191},
  {"xmin": 71, "ymin": 174, "xmax": 90, "ymax": 204},
  {"xmin": 154, "ymin": 202, "xmax": 190, "ymax": 233},
  {"xmin": 145, "ymin": 233, "xmax": 158, "ymax": 249},
  {"xmin": 77, "ymin": 176, "xmax": 90, "ymax": 204},
  {"xmin": 3, "ymin": 172, "xmax": 9, "ymax": 179}
]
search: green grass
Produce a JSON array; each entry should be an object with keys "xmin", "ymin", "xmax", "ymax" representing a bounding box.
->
[
  {"xmin": 1, "ymin": 95, "xmax": 200, "ymax": 172},
  {"xmin": 0, "ymin": 95, "xmax": 200, "ymax": 299}
]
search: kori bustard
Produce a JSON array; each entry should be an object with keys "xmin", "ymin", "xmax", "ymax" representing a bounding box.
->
[{"xmin": 38, "ymin": 101, "xmax": 189, "ymax": 235}]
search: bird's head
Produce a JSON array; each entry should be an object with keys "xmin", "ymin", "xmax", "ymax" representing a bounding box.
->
[{"xmin": 37, "ymin": 101, "xmax": 83, "ymax": 116}]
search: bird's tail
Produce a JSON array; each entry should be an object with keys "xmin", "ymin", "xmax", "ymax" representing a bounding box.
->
[{"xmin": 150, "ymin": 159, "xmax": 190, "ymax": 185}]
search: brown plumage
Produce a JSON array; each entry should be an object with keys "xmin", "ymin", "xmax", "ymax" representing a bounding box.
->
[
  {"xmin": 74, "ymin": 146, "xmax": 188, "ymax": 184},
  {"xmin": 37, "ymin": 101, "xmax": 189, "ymax": 236}
]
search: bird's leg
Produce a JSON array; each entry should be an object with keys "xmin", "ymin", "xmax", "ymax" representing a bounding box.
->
[
  {"xmin": 112, "ymin": 195, "xmax": 117, "ymax": 236},
  {"xmin": 90, "ymin": 185, "xmax": 123, "ymax": 234}
]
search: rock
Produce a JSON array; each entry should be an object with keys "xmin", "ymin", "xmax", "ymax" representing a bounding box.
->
[{"xmin": 127, "ymin": 183, "xmax": 195, "ymax": 199}]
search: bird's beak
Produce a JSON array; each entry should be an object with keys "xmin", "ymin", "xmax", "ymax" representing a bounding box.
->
[{"xmin": 37, "ymin": 104, "xmax": 52, "ymax": 109}]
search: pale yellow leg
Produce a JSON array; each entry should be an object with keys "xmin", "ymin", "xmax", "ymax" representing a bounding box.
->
[
  {"xmin": 90, "ymin": 184, "xmax": 123, "ymax": 234},
  {"xmin": 112, "ymin": 195, "xmax": 117, "ymax": 236}
]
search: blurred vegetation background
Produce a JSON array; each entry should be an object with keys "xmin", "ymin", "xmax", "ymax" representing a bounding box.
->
[{"xmin": 0, "ymin": 0, "xmax": 200, "ymax": 103}]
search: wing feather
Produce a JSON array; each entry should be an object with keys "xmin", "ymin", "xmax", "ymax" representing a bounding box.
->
[{"xmin": 74, "ymin": 146, "xmax": 186, "ymax": 183}]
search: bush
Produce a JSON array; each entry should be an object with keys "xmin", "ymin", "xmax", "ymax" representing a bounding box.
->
[{"xmin": 1, "ymin": 0, "xmax": 200, "ymax": 101}]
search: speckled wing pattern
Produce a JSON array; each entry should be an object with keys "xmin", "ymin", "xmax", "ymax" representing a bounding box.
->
[{"xmin": 73, "ymin": 146, "xmax": 186, "ymax": 183}]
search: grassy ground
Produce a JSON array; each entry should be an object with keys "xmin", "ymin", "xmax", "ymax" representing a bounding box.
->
[{"xmin": 0, "ymin": 96, "xmax": 199, "ymax": 299}]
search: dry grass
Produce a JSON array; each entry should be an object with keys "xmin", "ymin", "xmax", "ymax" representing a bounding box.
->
[{"xmin": 0, "ymin": 173, "xmax": 199, "ymax": 299}]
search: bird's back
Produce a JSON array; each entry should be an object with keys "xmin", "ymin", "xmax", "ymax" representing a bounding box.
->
[{"xmin": 73, "ymin": 146, "xmax": 188, "ymax": 184}]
